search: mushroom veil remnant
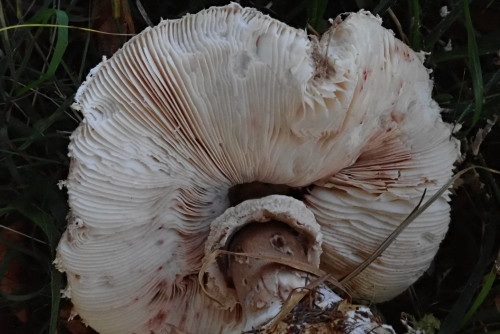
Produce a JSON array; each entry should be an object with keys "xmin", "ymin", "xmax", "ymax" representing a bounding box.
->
[{"xmin": 56, "ymin": 3, "xmax": 460, "ymax": 334}]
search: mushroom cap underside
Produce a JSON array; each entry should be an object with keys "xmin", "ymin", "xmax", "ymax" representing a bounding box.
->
[{"xmin": 56, "ymin": 3, "xmax": 460, "ymax": 334}]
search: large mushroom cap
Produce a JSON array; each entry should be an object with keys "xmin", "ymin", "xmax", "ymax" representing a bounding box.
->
[{"xmin": 56, "ymin": 3, "xmax": 460, "ymax": 333}]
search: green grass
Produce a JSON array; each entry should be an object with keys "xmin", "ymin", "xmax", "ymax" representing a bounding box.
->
[
  {"xmin": 0, "ymin": 0, "xmax": 499, "ymax": 333},
  {"xmin": 462, "ymin": 0, "xmax": 484, "ymax": 127}
]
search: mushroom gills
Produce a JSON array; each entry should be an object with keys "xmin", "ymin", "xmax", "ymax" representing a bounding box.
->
[{"xmin": 56, "ymin": 4, "xmax": 460, "ymax": 333}]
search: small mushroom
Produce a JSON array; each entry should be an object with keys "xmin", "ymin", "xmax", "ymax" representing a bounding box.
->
[{"xmin": 56, "ymin": 4, "xmax": 460, "ymax": 333}]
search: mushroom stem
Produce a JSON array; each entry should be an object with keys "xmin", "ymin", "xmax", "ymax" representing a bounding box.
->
[
  {"xmin": 202, "ymin": 195, "xmax": 324, "ymax": 330},
  {"xmin": 227, "ymin": 222, "xmax": 311, "ymax": 328}
]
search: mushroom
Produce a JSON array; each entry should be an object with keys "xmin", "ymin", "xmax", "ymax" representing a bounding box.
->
[{"xmin": 56, "ymin": 3, "xmax": 460, "ymax": 334}]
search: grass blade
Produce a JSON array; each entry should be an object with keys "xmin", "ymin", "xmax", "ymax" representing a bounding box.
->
[
  {"xmin": 430, "ymin": 39, "xmax": 500, "ymax": 63},
  {"xmin": 438, "ymin": 215, "xmax": 496, "ymax": 333},
  {"xmin": 1, "ymin": 286, "xmax": 47, "ymax": 302},
  {"xmin": 459, "ymin": 262, "xmax": 498, "ymax": 328},
  {"xmin": 484, "ymin": 69, "xmax": 500, "ymax": 94},
  {"xmin": 0, "ymin": 235, "xmax": 45, "ymax": 260},
  {"xmin": 0, "ymin": 205, "xmax": 58, "ymax": 251},
  {"xmin": 16, "ymin": 9, "xmax": 69, "ymax": 96},
  {"xmin": 0, "ymin": 224, "xmax": 47, "ymax": 245},
  {"xmin": 409, "ymin": 0, "xmax": 421, "ymax": 50},
  {"xmin": 425, "ymin": 1, "xmax": 466, "ymax": 51},
  {"xmin": 16, "ymin": 95, "xmax": 73, "ymax": 151},
  {"xmin": 307, "ymin": 0, "xmax": 328, "ymax": 32},
  {"xmin": 463, "ymin": 0, "xmax": 484, "ymax": 126},
  {"xmin": 373, "ymin": 0, "xmax": 399, "ymax": 15},
  {"xmin": 0, "ymin": 23, "xmax": 136, "ymax": 36},
  {"xmin": 0, "ymin": 0, "xmax": 14, "ymax": 75},
  {"xmin": 49, "ymin": 268, "xmax": 62, "ymax": 334}
]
